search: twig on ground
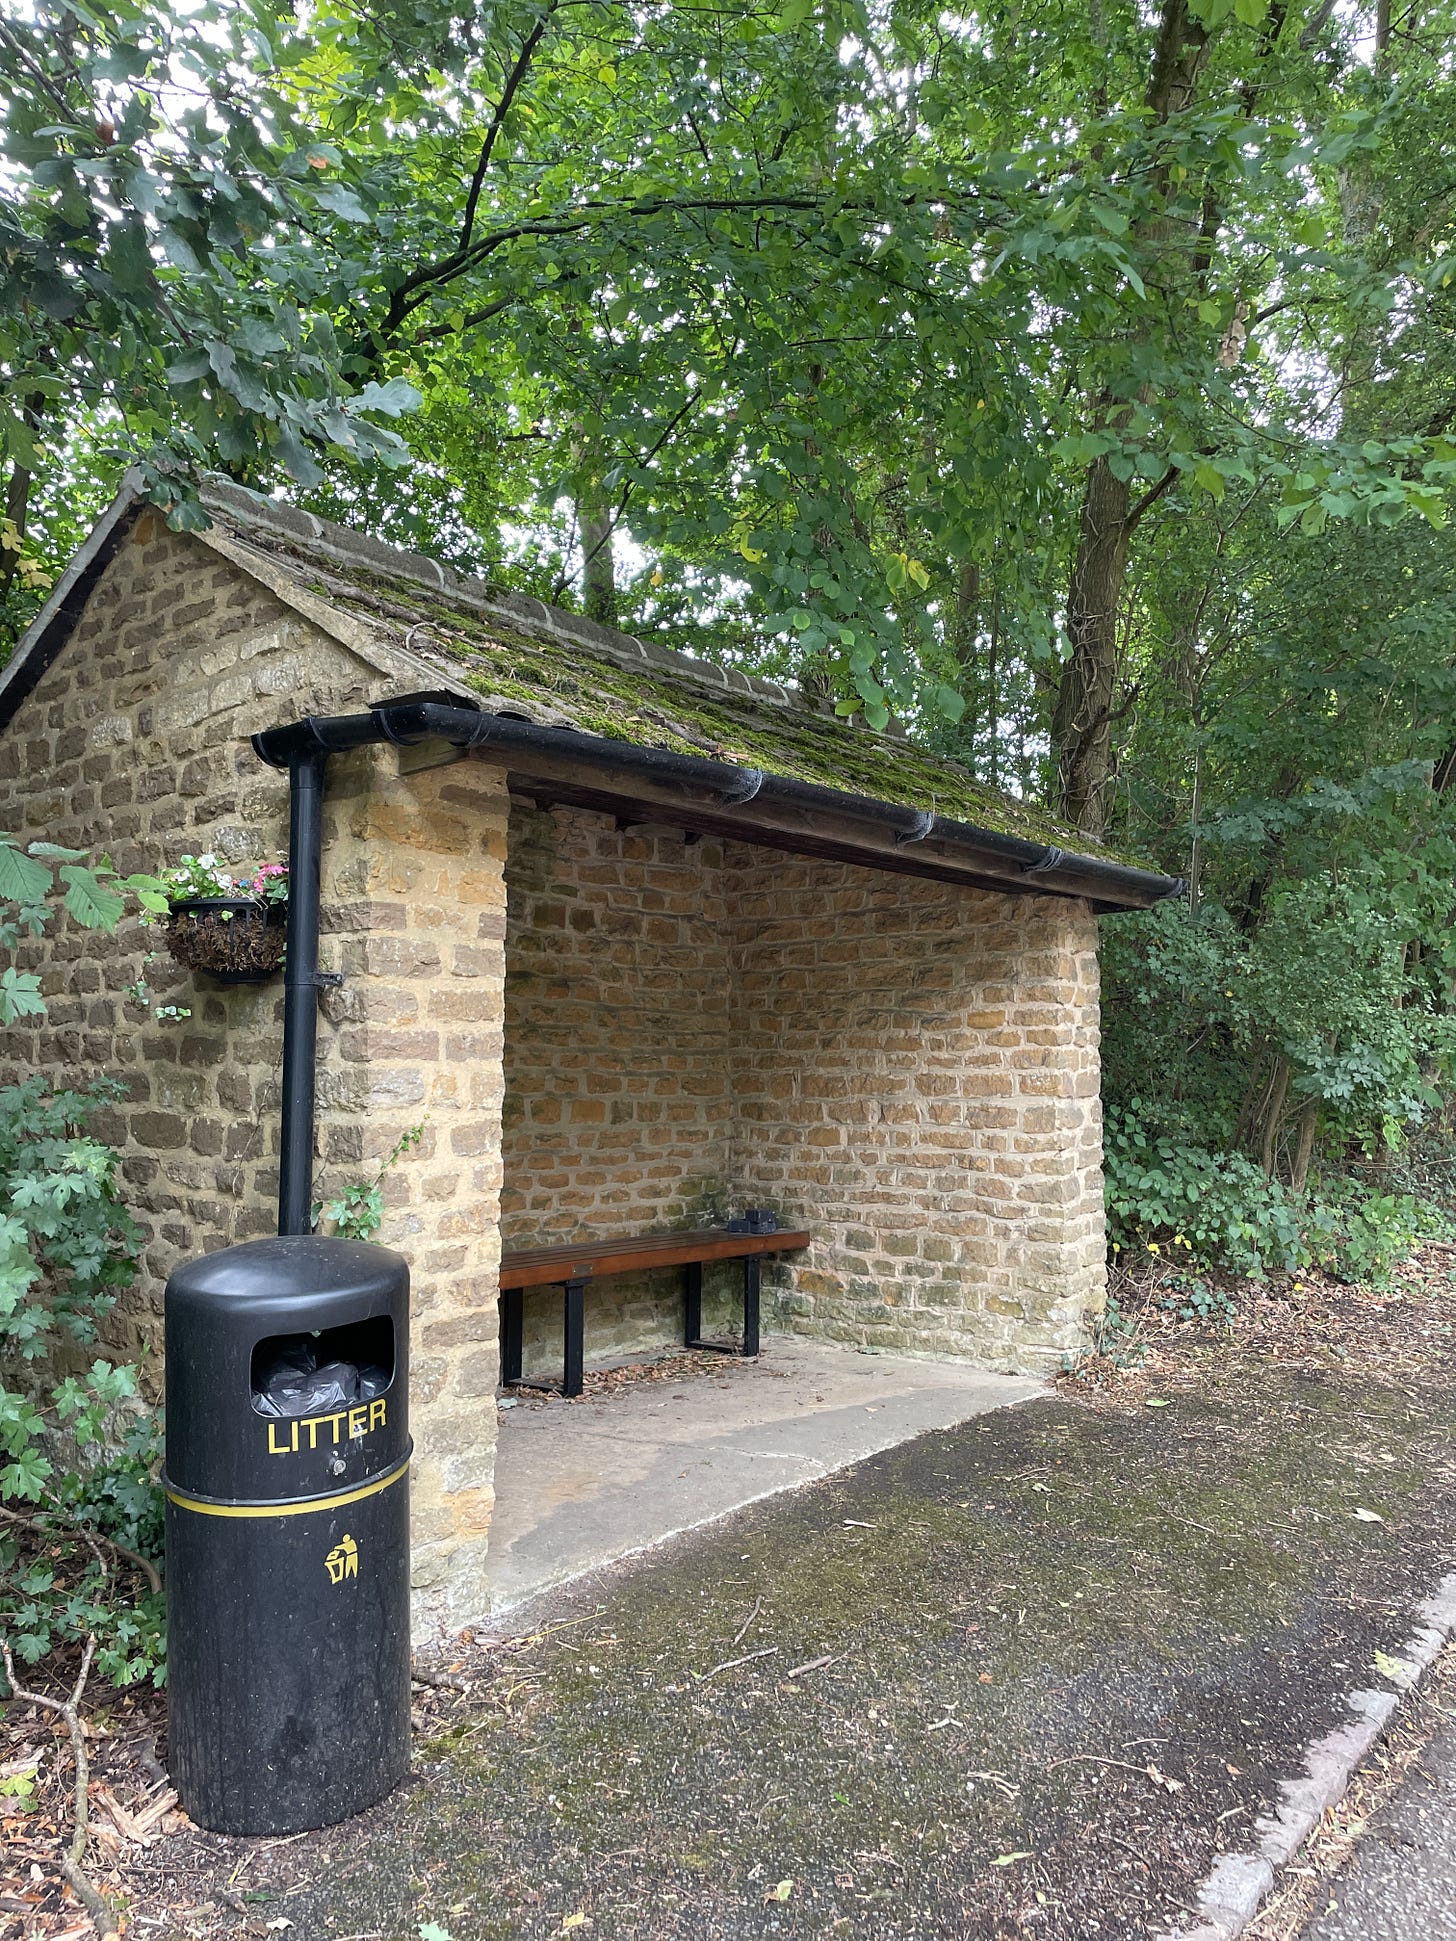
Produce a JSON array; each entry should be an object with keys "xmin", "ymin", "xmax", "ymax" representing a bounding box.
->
[
  {"xmin": 1046, "ymin": 1752, "xmax": 1183, "ymax": 1788},
  {"xmin": 1104, "ymin": 1830, "xmax": 1152, "ymax": 1868},
  {"xmin": 694, "ymin": 1645, "xmax": 778, "ymax": 1682},
  {"xmin": 1, "ymin": 1633, "xmax": 119, "ymax": 1938},
  {"xmin": 732, "ymin": 1595, "xmax": 763, "ymax": 1646},
  {"xmin": 0, "ymin": 1501, "xmax": 161, "ymax": 1595}
]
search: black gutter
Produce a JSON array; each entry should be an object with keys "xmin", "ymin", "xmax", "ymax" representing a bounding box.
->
[{"xmin": 254, "ymin": 697, "xmax": 1182, "ymax": 1234}]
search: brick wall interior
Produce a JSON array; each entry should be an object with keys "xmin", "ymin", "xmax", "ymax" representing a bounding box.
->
[
  {"xmin": 502, "ymin": 804, "xmax": 744, "ymax": 1373},
  {"xmin": 502, "ymin": 803, "xmax": 1106, "ymax": 1375}
]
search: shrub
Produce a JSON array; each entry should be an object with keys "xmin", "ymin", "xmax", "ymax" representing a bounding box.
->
[
  {"xmin": 0, "ymin": 842, "xmax": 165, "ymax": 1689},
  {"xmin": 1104, "ymin": 1099, "xmax": 1306, "ymax": 1278},
  {"xmin": 1105, "ymin": 1098, "xmax": 1440, "ymax": 1289},
  {"xmin": 0, "ymin": 1078, "xmax": 165, "ymax": 1684}
]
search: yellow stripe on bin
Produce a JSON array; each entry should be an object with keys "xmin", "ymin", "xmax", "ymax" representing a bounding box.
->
[{"xmin": 165, "ymin": 1457, "xmax": 410, "ymax": 1520}]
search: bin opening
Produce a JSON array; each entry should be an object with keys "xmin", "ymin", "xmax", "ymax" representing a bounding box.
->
[{"xmin": 251, "ymin": 1315, "xmax": 395, "ymax": 1418}]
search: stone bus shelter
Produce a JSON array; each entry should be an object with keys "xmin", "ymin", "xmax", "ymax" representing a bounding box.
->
[{"xmin": 0, "ymin": 479, "xmax": 1179, "ymax": 1637}]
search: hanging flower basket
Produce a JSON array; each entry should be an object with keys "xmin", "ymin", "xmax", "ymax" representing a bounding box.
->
[
  {"xmin": 155, "ymin": 855, "xmax": 289, "ymax": 985},
  {"xmin": 165, "ymin": 897, "xmax": 287, "ymax": 984}
]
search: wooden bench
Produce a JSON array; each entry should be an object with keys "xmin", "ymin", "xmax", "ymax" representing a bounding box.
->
[{"xmin": 498, "ymin": 1227, "xmax": 811, "ymax": 1399}]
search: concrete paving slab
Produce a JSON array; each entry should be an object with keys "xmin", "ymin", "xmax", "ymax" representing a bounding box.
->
[{"xmin": 484, "ymin": 1336, "xmax": 1042, "ymax": 1614}]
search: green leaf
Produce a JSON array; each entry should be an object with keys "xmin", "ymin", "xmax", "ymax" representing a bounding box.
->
[
  {"xmin": 26, "ymin": 842, "xmax": 88, "ymax": 862},
  {"xmin": 58, "ymin": 867, "xmax": 125, "ymax": 932},
  {"xmin": 1193, "ymin": 461, "xmax": 1226, "ymax": 501},
  {"xmin": 0, "ymin": 843, "xmax": 51, "ymax": 909},
  {"xmin": 276, "ymin": 426, "xmax": 325, "ymax": 487},
  {"xmin": 354, "ymin": 379, "xmax": 422, "ymax": 420},
  {"xmin": 314, "ymin": 183, "xmax": 370, "ymax": 223}
]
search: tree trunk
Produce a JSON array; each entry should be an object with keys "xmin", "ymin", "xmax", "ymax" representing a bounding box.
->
[
  {"xmin": 1289, "ymin": 1098, "xmax": 1319, "ymax": 1193},
  {"xmin": 1260, "ymin": 1055, "xmax": 1290, "ymax": 1178},
  {"xmin": 1232, "ymin": 1043, "xmax": 1271, "ymax": 1152},
  {"xmin": 1053, "ymin": 458, "xmax": 1134, "ymax": 833},
  {"xmin": 1051, "ymin": 0, "xmax": 1209, "ymax": 835},
  {"xmin": 0, "ymin": 465, "xmax": 31, "ymax": 599},
  {"xmin": 0, "ymin": 391, "xmax": 44, "ymax": 600},
  {"xmin": 578, "ymin": 494, "xmax": 618, "ymax": 627}
]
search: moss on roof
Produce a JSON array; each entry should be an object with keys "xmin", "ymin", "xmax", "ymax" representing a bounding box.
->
[{"xmin": 217, "ymin": 505, "xmax": 1129, "ymax": 863}]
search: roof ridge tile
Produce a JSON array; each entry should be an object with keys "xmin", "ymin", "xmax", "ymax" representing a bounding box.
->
[{"xmin": 200, "ymin": 480, "xmax": 799, "ymax": 713}]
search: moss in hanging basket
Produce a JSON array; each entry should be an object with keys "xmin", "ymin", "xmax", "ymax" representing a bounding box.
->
[{"xmin": 166, "ymin": 897, "xmax": 287, "ymax": 983}]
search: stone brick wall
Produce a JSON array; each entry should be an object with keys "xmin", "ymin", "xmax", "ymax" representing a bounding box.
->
[
  {"xmin": 0, "ymin": 515, "xmax": 505, "ymax": 1637},
  {"xmin": 0, "ymin": 515, "xmax": 326, "ymax": 1341},
  {"xmin": 499, "ymin": 807, "xmax": 1105, "ymax": 1376},
  {"xmin": 501, "ymin": 802, "xmax": 741, "ymax": 1371},
  {"xmin": 725, "ymin": 854, "xmax": 1106, "ymax": 1368},
  {"xmin": 321, "ymin": 748, "xmax": 508, "ymax": 1630}
]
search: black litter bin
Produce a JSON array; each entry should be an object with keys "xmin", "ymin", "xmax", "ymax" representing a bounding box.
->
[{"xmin": 163, "ymin": 1235, "xmax": 411, "ymax": 1835}]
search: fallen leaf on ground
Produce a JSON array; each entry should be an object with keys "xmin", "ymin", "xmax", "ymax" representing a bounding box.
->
[
  {"xmin": 765, "ymin": 1879, "xmax": 794, "ymax": 1901},
  {"xmin": 990, "ymin": 1851, "xmax": 1034, "ymax": 1866},
  {"xmin": 1374, "ymin": 1649, "xmax": 1415, "ymax": 1687}
]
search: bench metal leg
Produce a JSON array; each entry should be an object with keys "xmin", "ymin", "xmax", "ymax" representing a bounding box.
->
[
  {"xmin": 500, "ymin": 1278, "xmax": 588, "ymax": 1397},
  {"xmin": 684, "ymin": 1261, "xmax": 703, "ymax": 1347},
  {"xmin": 742, "ymin": 1254, "xmax": 761, "ymax": 1358},
  {"xmin": 685, "ymin": 1256, "xmax": 762, "ymax": 1357},
  {"xmin": 500, "ymin": 1288, "xmax": 524, "ymax": 1386},
  {"xmin": 563, "ymin": 1277, "xmax": 586, "ymax": 1398}
]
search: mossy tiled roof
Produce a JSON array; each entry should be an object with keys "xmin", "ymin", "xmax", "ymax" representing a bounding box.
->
[{"xmin": 207, "ymin": 493, "xmax": 1128, "ymax": 863}]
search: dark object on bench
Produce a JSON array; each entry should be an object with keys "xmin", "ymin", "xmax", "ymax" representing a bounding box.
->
[
  {"xmin": 725, "ymin": 1206, "xmax": 778, "ymax": 1234},
  {"xmin": 498, "ymin": 1227, "xmax": 811, "ymax": 1399}
]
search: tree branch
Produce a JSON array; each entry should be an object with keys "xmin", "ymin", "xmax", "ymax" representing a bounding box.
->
[
  {"xmin": 456, "ymin": 4, "xmax": 560, "ymax": 258},
  {"xmin": 553, "ymin": 387, "xmax": 703, "ymax": 601},
  {"xmin": 377, "ymin": 184, "xmax": 995, "ymax": 347},
  {"xmin": 0, "ymin": 1501, "xmax": 161, "ymax": 1596},
  {"xmin": 410, "ymin": 293, "xmax": 519, "ymax": 348},
  {"xmin": 1, "ymin": 1635, "xmax": 118, "ymax": 1939},
  {"xmin": 1126, "ymin": 465, "xmax": 1180, "ymax": 532}
]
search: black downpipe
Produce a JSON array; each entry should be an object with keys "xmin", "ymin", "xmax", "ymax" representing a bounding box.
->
[{"xmin": 278, "ymin": 750, "xmax": 326, "ymax": 1235}]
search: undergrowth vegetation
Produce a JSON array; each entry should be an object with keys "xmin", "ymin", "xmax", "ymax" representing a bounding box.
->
[{"xmin": 0, "ymin": 846, "xmax": 168, "ymax": 1692}]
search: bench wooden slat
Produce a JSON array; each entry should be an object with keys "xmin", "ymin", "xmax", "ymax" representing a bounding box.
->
[{"xmin": 499, "ymin": 1227, "xmax": 811, "ymax": 1290}]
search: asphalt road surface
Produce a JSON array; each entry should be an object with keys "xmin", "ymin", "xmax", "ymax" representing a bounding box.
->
[{"xmin": 1304, "ymin": 1718, "xmax": 1456, "ymax": 1940}]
